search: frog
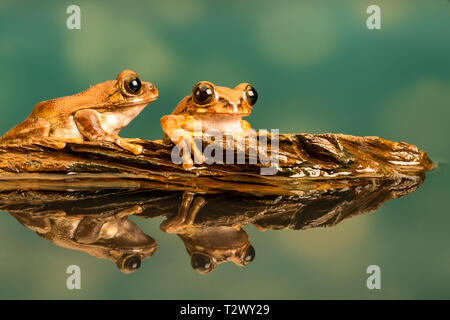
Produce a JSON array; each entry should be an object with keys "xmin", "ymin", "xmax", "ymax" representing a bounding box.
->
[
  {"xmin": 0, "ymin": 70, "xmax": 158, "ymax": 155},
  {"xmin": 9, "ymin": 204, "xmax": 157, "ymax": 274},
  {"xmin": 160, "ymin": 81, "xmax": 258, "ymax": 168},
  {"xmin": 160, "ymin": 192, "xmax": 255, "ymax": 273}
]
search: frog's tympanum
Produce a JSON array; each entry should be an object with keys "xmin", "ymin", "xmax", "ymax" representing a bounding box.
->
[
  {"xmin": 160, "ymin": 192, "xmax": 255, "ymax": 273},
  {"xmin": 0, "ymin": 70, "xmax": 158, "ymax": 155},
  {"xmin": 161, "ymin": 81, "xmax": 258, "ymax": 168},
  {"xmin": 9, "ymin": 205, "xmax": 157, "ymax": 274}
]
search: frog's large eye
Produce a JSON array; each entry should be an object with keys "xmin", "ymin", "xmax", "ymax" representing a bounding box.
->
[
  {"xmin": 191, "ymin": 253, "xmax": 215, "ymax": 273},
  {"xmin": 124, "ymin": 75, "xmax": 142, "ymax": 95},
  {"xmin": 192, "ymin": 82, "xmax": 215, "ymax": 105},
  {"xmin": 242, "ymin": 245, "xmax": 255, "ymax": 266},
  {"xmin": 117, "ymin": 254, "xmax": 141, "ymax": 273},
  {"xmin": 245, "ymin": 85, "xmax": 258, "ymax": 106}
]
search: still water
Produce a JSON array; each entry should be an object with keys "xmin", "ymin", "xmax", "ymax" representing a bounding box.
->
[{"xmin": 0, "ymin": 176, "xmax": 424, "ymax": 275}]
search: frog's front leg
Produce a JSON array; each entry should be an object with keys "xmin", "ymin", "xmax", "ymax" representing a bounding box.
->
[
  {"xmin": 160, "ymin": 192, "xmax": 206, "ymax": 233},
  {"xmin": 161, "ymin": 115, "xmax": 205, "ymax": 168},
  {"xmin": 240, "ymin": 120, "xmax": 252, "ymax": 132},
  {"xmin": 74, "ymin": 109, "xmax": 143, "ymax": 155}
]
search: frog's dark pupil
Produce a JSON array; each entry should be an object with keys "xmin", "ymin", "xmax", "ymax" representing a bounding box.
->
[
  {"xmin": 194, "ymin": 84, "xmax": 213, "ymax": 104},
  {"xmin": 127, "ymin": 77, "xmax": 141, "ymax": 94},
  {"xmin": 124, "ymin": 255, "xmax": 141, "ymax": 271},
  {"xmin": 243, "ymin": 245, "xmax": 255, "ymax": 265},
  {"xmin": 191, "ymin": 254, "xmax": 213, "ymax": 272},
  {"xmin": 247, "ymin": 86, "xmax": 258, "ymax": 106}
]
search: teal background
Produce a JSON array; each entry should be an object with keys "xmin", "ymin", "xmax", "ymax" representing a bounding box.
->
[{"xmin": 0, "ymin": 0, "xmax": 449, "ymax": 299}]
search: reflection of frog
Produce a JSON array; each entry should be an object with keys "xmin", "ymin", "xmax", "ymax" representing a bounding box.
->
[
  {"xmin": 160, "ymin": 192, "xmax": 255, "ymax": 273},
  {"xmin": 0, "ymin": 70, "xmax": 158, "ymax": 155},
  {"xmin": 160, "ymin": 81, "xmax": 258, "ymax": 168},
  {"xmin": 10, "ymin": 205, "xmax": 156, "ymax": 273}
]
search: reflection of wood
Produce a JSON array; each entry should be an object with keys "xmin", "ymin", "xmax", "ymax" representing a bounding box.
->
[
  {"xmin": 0, "ymin": 133, "xmax": 433, "ymax": 195},
  {"xmin": 0, "ymin": 174, "xmax": 427, "ymax": 273},
  {"xmin": 0, "ymin": 174, "xmax": 426, "ymax": 232}
]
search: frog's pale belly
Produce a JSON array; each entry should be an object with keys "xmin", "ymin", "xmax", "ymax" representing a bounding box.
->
[
  {"xmin": 100, "ymin": 105, "xmax": 147, "ymax": 135},
  {"xmin": 189, "ymin": 116, "xmax": 244, "ymax": 135}
]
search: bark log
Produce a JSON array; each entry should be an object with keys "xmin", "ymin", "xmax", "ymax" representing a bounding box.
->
[{"xmin": 0, "ymin": 133, "xmax": 434, "ymax": 196}]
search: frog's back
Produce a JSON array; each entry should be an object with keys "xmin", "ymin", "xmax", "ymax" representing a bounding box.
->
[{"xmin": 1, "ymin": 95, "xmax": 82, "ymax": 141}]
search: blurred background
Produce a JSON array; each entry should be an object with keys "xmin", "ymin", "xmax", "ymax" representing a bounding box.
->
[{"xmin": 0, "ymin": 0, "xmax": 449, "ymax": 299}]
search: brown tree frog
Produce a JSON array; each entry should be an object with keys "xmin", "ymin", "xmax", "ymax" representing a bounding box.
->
[
  {"xmin": 0, "ymin": 70, "xmax": 158, "ymax": 155},
  {"xmin": 160, "ymin": 81, "xmax": 258, "ymax": 167},
  {"xmin": 9, "ymin": 205, "xmax": 157, "ymax": 274},
  {"xmin": 160, "ymin": 192, "xmax": 255, "ymax": 273}
]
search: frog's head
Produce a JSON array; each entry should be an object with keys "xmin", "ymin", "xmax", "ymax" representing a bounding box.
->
[
  {"xmin": 106, "ymin": 69, "xmax": 159, "ymax": 108},
  {"xmin": 179, "ymin": 226, "xmax": 256, "ymax": 274},
  {"xmin": 67, "ymin": 70, "xmax": 159, "ymax": 111},
  {"xmin": 70, "ymin": 214, "xmax": 158, "ymax": 274},
  {"xmin": 175, "ymin": 81, "xmax": 258, "ymax": 117}
]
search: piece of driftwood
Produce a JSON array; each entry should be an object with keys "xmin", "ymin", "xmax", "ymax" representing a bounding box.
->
[{"xmin": 0, "ymin": 133, "xmax": 433, "ymax": 196}]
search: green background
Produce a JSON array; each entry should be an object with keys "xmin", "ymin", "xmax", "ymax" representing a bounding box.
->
[{"xmin": 0, "ymin": 0, "xmax": 449, "ymax": 299}]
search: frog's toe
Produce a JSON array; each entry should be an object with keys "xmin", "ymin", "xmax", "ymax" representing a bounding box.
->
[
  {"xmin": 130, "ymin": 144, "xmax": 144, "ymax": 155},
  {"xmin": 122, "ymin": 143, "xmax": 143, "ymax": 155},
  {"xmin": 196, "ymin": 154, "xmax": 205, "ymax": 164},
  {"xmin": 182, "ymin": 158, "xmax": 194, "ymax": 169}
]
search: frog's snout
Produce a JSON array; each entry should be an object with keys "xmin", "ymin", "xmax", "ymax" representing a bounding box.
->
[{"xmin": 143, "ymin": 81, "xmax": 159, "ymax": 101}]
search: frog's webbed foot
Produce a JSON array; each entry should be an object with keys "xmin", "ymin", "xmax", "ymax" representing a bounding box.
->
[
  {"xmin": 160, "ymin": 192, "xmax": 207, "ymax": 234},
  {"xmin": 113, "ymin": 136, "xmax": 143, "ymax": 155},
  {"xmin": 74, "ymin": 109, "xmax": 143, "ymax": 155}
]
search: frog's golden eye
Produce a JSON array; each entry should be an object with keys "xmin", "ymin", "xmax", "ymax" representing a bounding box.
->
[
  {"xmin": 191, "ymin": 253, "xmax": 215, "ymax": 273},
  {"xmin": 118, "ymin": 254, "xmax": 141, "ymax": 273},
  {"xmin": 124, "ymin": 75, "xmax": 142, "ymax": 95},
  {"xmin": 242, "ymin": 245, "xmax": 255, "ymax": 266},
  {"xmin": 245, "ymin": 85, "xmax": 258, "ymax": 106},
  {"xmin": 192, "ymin": 82, "xmax": 215, "ymax": 105}
]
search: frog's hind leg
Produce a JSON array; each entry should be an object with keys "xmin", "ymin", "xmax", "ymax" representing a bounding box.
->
[
  {"xmin": 0, "ymin": 118, "xmax": 50, "ymax": 141},
  {"xmin": 74, "ymin": 109, "xmax": 143, "ymax": 155},
  {"xmin": 0, "ymin": 118, "xmax": 66, "ymax": 149}
]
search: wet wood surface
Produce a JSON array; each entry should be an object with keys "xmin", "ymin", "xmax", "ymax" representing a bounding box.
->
[{"xmin": 0, "ymin": 133, "xmax": 434, "ymax": 196}]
